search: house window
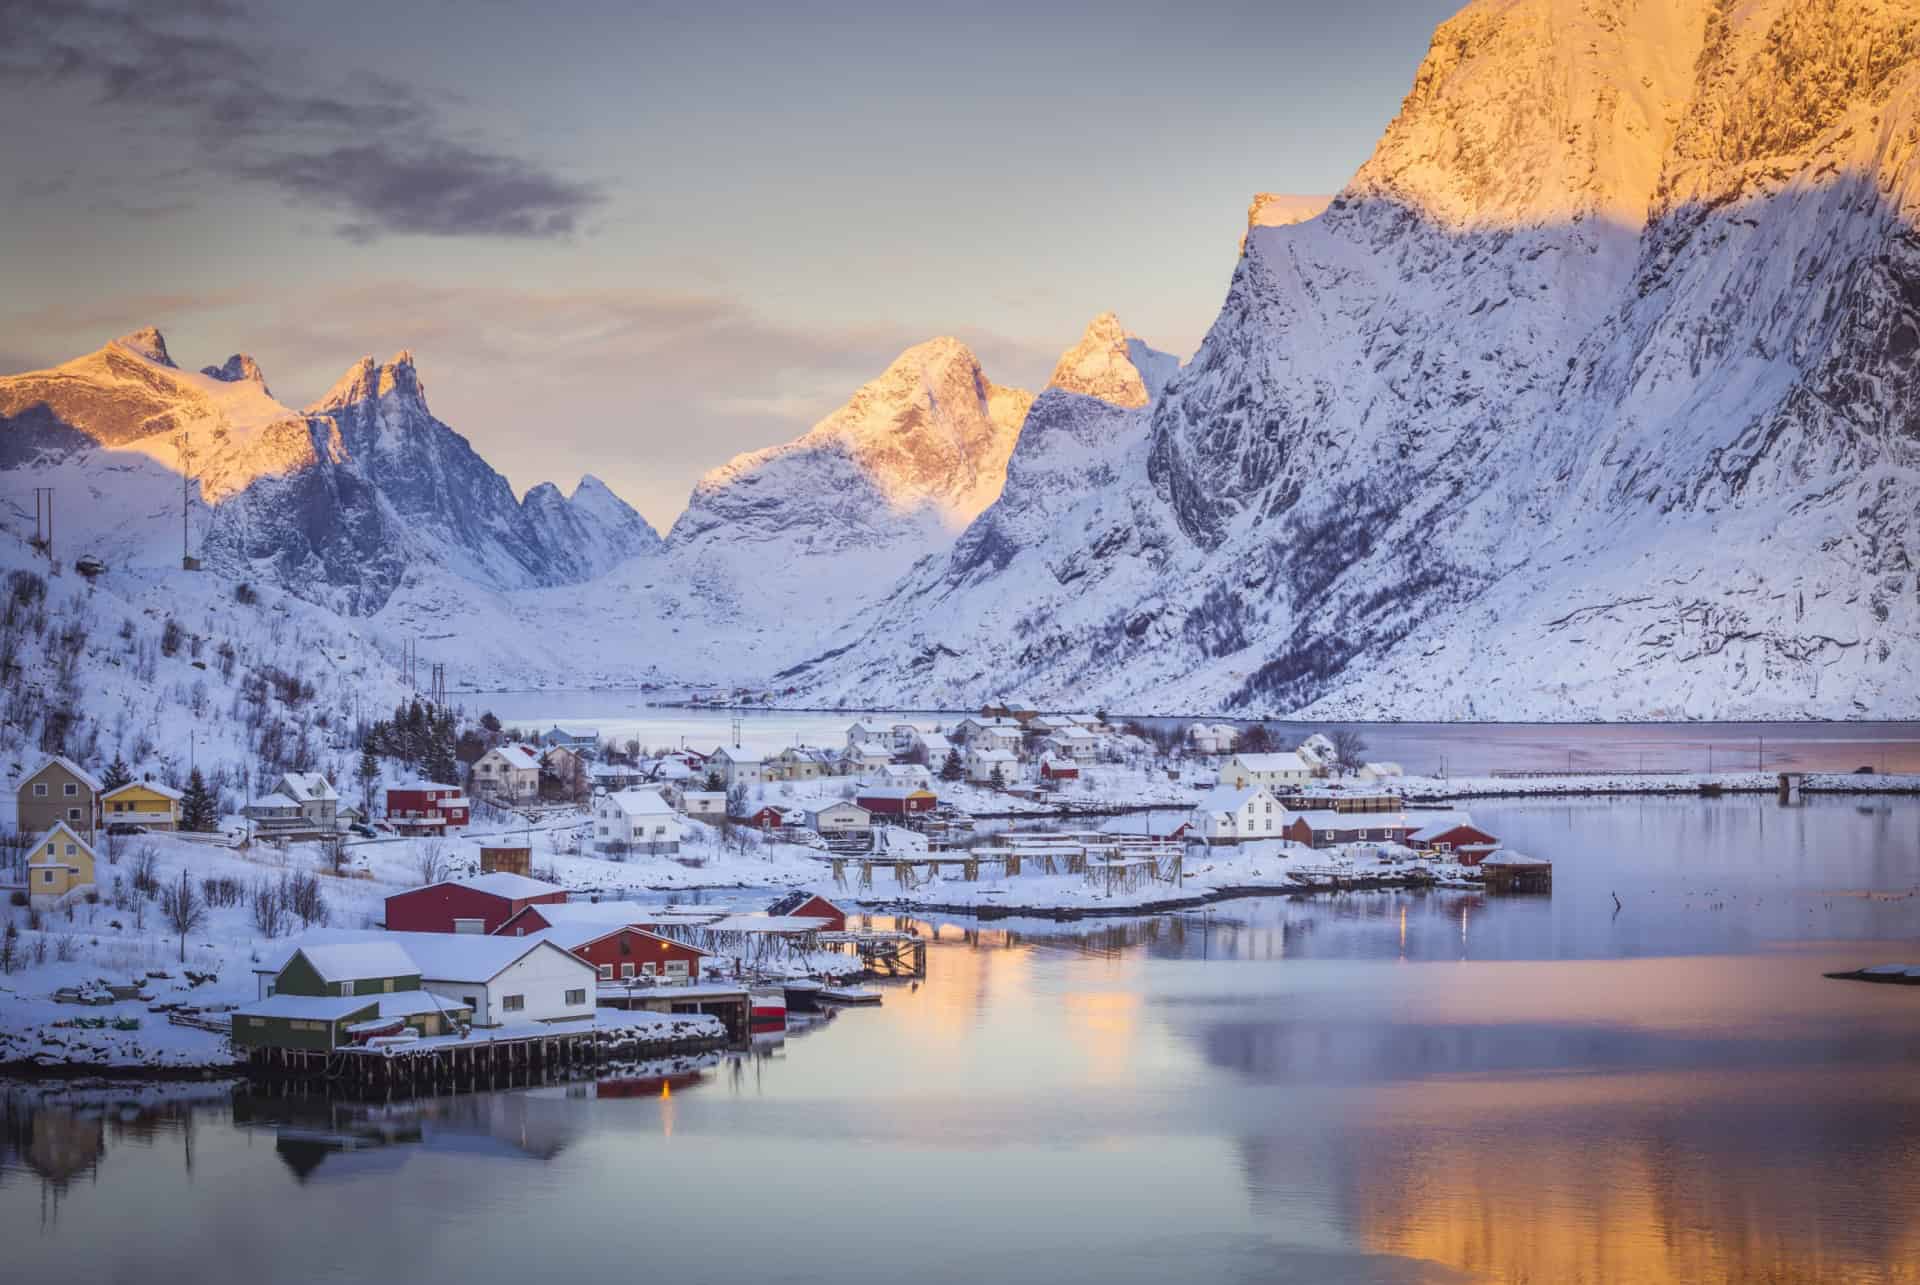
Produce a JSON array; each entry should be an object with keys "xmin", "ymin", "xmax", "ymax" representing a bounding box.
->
[
  {"xmin": 383, "ymin": 979, "xmax": 395, "ymax": 992},
  {"xmin": 32, "ymin": 783, "xmax": 46, "ymax": 797},
  {"xmin": 64, "ymin": 843, "xmax": 75, "ymax": 856},
  {"xmin": 620, "ymin": 963, "xmax": 635, "ymax": 979},
  {"xmin": 42, "ymin": 870, "xmax": 54, "ymax": 884},
  {"xmin": 641, "ymin": 962, "xmax": 657, "ymax": 976},
  {"xmin": 502, "ymin": 995, "xmax": 525, "ymax": 1012},
  {"xmin": 339, "ymin": 982, "xmax": 353, "ymax": 996},
  {"xmin": 599, "ymin": 964, "xmax": 612, "ymax": 980},
  {"xmin": 565, "ymin": 989, "xmax": 586, "ymax": 1006},
  {"xmin": 64, "ymin": 782, "xmax": 76, "ymax": 796},
  {"xmin": 665, "ymin": 960, "xmax": 689, "ymax": 978},
  {"xmin": 247, "ymin": 1017, "xmax": 265, "ymax": 1027},
  {"xmin": 67, "ymin": 809, "xmax": 80, "ymax": 822}
]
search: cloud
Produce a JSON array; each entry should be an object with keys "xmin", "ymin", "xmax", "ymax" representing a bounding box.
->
[{"xmin": 0, "ymin": 0, "xmax": 598, "ymax": 241}]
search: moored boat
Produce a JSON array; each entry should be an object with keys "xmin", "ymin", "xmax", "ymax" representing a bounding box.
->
[
  {"xmin": 784, "ymin": 978, "xmax": 826, "ymax": 1011},
  {"xmin": 816, "ymin": 983, "xmax": 882, "ymax": 1006},
  {"xmin": 749, "ymin": 987, "xmax": 788, "ymax": 1025}
]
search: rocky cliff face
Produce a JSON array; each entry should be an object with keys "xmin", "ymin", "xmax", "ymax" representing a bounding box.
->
[
  {"xmin": 0, "ymin": 332, "xmax": 659, "ymax": 614},
  {"xmin": 798, "ymin": 0, "xmax": 1920, "ymax": 718}
]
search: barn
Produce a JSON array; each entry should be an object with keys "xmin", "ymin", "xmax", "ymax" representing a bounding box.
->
[
  {"xmin": 855, "ymin": 785, "xmax": 936, "ymax": 816},
  {"xmin": 767, "ymin": 891, "xmax": 848, "ymax": 933},
  {"xmin": 384, "ymin": 871, "xmax": 567, "ymax": 934},
  {"xmin": 1038, "ymin": 756, "xmax": 1079, "ymax": 782}
]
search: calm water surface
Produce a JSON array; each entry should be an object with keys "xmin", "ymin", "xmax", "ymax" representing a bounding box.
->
[{"xmin": 7, "ymin": 796, "xmax": 1920, "ymax": 1284}]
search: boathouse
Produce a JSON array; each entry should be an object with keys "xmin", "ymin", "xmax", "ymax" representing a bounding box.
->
[
  {"xmin": 1481, "ymin": 850, "xmax": 1553, "ymax": 894},
  {"xmin": 1279, "ymin": 810, "xmax": 1412, "ymax": 849},
  {"xmin": 767, "ymin": 890, "xmax": 849, "ymax": 932},
  {"xmin": 385, "ymin": 871, "xmax": 567, "ymax": 934},
  {"xmin": 1405, "ymin": 812, "xmax": 1499, "ymax": 857},
  {"xmin": 855, "ymin": 785, "xmax": 936, "ymax": 816}
]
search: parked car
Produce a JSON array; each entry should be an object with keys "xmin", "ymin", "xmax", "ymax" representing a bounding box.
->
[
  {"xmin": 350, "ymin": 823, "xmax": 377, "ymax": 837},
  {"xmin": 105, "ymin": 822, "xmax": 148, "ymax": 836}
]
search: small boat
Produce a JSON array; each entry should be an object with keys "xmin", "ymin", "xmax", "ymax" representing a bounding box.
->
[
  {"xmin": 749, "ymin": 987, "xmax": 788, "ymax": 1025},
  {"xmin": 783, "ymin": 978, "xmax": 826, "ymax": 1011},
  {"xmin": 816, "ymin": 984, "xmax": 882, "ymax": 1007}
]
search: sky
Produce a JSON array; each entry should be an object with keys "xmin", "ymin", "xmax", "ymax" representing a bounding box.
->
[{"xmin": 0, "ymin": 0, "xmax": 1463, "ymax": 529}]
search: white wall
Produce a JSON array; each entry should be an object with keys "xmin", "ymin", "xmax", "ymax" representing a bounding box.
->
[{"xmin": 422, "ymin": 944, "xmax": 595, "ymax": 1026}]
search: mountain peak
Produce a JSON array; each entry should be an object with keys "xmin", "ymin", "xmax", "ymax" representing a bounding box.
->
[
  {"xmin": 1045, "ymin": 313, "xmax": 1152, "ymax": 408},
  {"xmin": 307, "ymin": 351, "xmax": 428, "ymax": 415},
  {"xmin": 201, "ymin": 353, "xmax": 271, "ymax": 396},
  {"xmin": 114, "ymin": 327, "xmax": 175, "ymax": 368}
]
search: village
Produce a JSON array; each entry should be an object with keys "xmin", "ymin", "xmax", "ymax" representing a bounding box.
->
[{"xmin": 14, "ymin": 690, "xmax": 1822, "ymax": 1088}]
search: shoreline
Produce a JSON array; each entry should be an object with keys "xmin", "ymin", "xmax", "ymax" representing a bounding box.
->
[{"xmin": 859, "ymin": 877, "xmax": 1444, "ymax": 923}]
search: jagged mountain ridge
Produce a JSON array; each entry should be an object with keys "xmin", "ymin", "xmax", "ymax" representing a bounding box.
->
[
  {"xmin": 0, "ymin": 332, "xmax": 661, "ymax": 611},
  {"xmin": 791, "ymin": 0, "xmax": 1920, "ymax": 719}
]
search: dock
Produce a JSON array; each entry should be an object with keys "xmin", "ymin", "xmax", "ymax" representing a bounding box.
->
[{"xmin": 815, "ymin": 929, "xmax": 928, "ymax": 977}]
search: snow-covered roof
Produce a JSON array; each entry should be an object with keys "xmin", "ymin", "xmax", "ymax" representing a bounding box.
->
[
  {"xmin": 1406, "ymin": 811, "xmax": 1481, "ymax": 842},
  {"xmin": 245, "ymin": 795, "xmax": 300, "ymax": 812},
  {"xmin": 601, "ymin": 786, "xmax": 676, "ymax": 817},
  {"xmin": 24, "ymin": 755, "xmax": 105, "ymax": 793},
  {"xmin": 970, "ymin": 748, "xmax": 1017, "ymax": 763},
  {"xmin": 385, "ymin": 931, "xmax": 593, "ymax": 983},
  {"xmin": 295, "ymin": 940, "xmax": 420, "ymax": 984},
  {"xmin": 698, "ymin": 914, "xmax": 831, "ymax": 934},
  {"xmin": 275, "ymin": 771, "xmax": 337, "ymax": 802},
  {"xmin": 917, "ymin": 732, "xmax": 953, "ymax": 751},
  {"xmin": 235, "ymin": 992, "xmax": 382, "ymax": 1021},
  {"xmin": 530, "ymin": 923, "xmax": 712, "ymax": 954},
  {"xmin": 388, "ymin": 779, "xmax": 462, "ymax": 792},
  {"xmin": 102, "ymin": 779, "xmax": 183, "ymax": 800},
  {"xmin": 487, "ymin": 745, "xmax": 540, "ymax": 770},
  {"xmin": 963, "ymin": 717, "xmax": 1022, "ymax": 730},
  {"xmin": 1099, "ymin": 813, "xmax": 1189, "ymax": 837},
  {"xmin": 1192, "ymin": 785, "xmax": 1270, "ymax": 815},
  {"xmin": 1050, "ymin": 726, "xmax": 1099, "ymax": 742},
  {"xmin": 1481, "ymin": 849, "xmax": 1549, "ymax": 867},
  {"xmin": 450, "ymin": 871, "xmax": 564, "ymax": 899},
  {"xmin": 845, "ymin": 741, "xmax": 893, "ymax": 758},
  {"xmin": 768, "ymin": 890, "xmax": 845, "ymax": 917},
  {"xmin": 1287, "ymin": 810, "xmax": 1403, "ymax": 831},
  {"xmin": 27, "ymin": 821, "xmax": 95, "ymax": 857},
  {"xmin": 509, "ymin": 900, "xmax": 656, "ymax": 928},
  {"xmin": 1231, "ymin": 752, "xmax": 1311, "ymax": 772}
]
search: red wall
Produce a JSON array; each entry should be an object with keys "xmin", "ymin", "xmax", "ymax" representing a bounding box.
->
[
  {"xmin": 858, "ymin": 794, "xmax": 933, "ymax": 815},
  {"xmin": 385, "ymin": 884, "xmax": 565, "ymax": 933},
  {"xmin": 1419, "ymin": 824, "xmax": 1500, "ymax": 852},
  {"xmin": 785, "ymin": 895, "xmax": 847, "ymax": 933},
  {"xmin": 572, "ymin": 929, "xmax": 708, "ymax": 980},
  {"xmin": 386, "ymin": 788, "xmax": 471, "ymax": 828}
]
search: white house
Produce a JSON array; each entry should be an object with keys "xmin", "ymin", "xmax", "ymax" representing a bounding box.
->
[
  {"xmin": 914, "ymin": 730, "xmax": 954, "ymax": 761},
  {"xmin": 956, "ymin": 718, "xmax": 1023, "ymax": 754},
  {"xmin": 670, "ymin": 787, "xmax": 727, "ymax": 819},
  {"xmin": 886, "ymin": 723, "xmax": 927, "ymax": 754},
  {"xmin": 1045, "ymin": 726, "xmax": 1102, "ymax": 762},
  {"xmin": 386, "ymin": 933, "xmax": 597, "ymax": 1027},
  {"xmin": 472, "ymin": 745, "xmax": 541, "ymax": 803},
  {"xmin": 1187, "ymin": 723, "xmax": 1239, "ymax": 755},
  {"xmin": 1356, "ymin": 761, "xmax": 1406, "ymax": 782},
  {"xmin": 839, "ymin": 742, "xmax": 893, "ymax": 775},
  {"xmin": 270, "ymin": 772, "xmax": 339, "ymax": 827},
  {"xmin": 708, "ymin": 744, "xmax": 769, "ymax": 788},
  {"xmin": 1222, "ymin": 752, "xmax": 1314, "ymax": 790},
  {"xmin": 593, "ymin": 787, "xmax": 684, "ymax": 855},
  {"xmin": 1294, "ymin": 733, "xmax": 1339, "ymax": 773},
  {"xmin": 844, "ymin": 723, "xmax": 881, "ymax": 749},
  {"xmin": 808, "ymin": 800, "xmax": 872, "ymax": 835},
  {"xmin": 1189, "ymin": 785, "xmax": 1285, "ymax": 845},
  {"xmin": 967, "ymin": 747, "xmax": 1019, "ymax": 784}
]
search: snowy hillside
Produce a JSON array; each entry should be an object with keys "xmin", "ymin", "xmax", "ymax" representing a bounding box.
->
[
  {"xmin": 794, "ymin": 0, "xmax": 1920, "ymax": 719},
  {"xmin": 777, "ymin": 314, "xmax": 1183, "ymax": 701}
]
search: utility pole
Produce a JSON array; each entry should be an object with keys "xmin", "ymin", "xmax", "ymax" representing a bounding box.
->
[
  {"xmin": 31, "ymin": 487, "xmax": 55, "ymax": 560},
  {"xmin": 176, "ymin": 433, "xmax": 200, "ymax": 571}
]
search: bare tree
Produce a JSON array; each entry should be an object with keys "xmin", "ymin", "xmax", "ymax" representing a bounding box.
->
[
  {"xmin": 250, "ymin": 877, "xmax": 287, "ymax": 938},
  {"xmin": 1328, "ymin": 728, "xmax": 1370, "ymax": 775},
  {"xmin": 414, "ymin": 837, "xmax": 448, "ymax": 886},
  {"xmin": 129, "ymin": 842, "xmax": 161, "ymax": 899},
  {"xmin": 160, "ymin": 869, "xmax": 205, "ymax": 962}
]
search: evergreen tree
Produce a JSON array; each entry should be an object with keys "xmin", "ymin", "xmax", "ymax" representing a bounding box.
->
[
  {"xmin": 939, "ymin": 749, "xmax": 964, "ymax": 782},
  {"xmin": 100, "ymin": 753, "xmax": 133, "ymax": 792},
  {"xmin": 357, "ymin": 742, "xmax": 380, "ymax": 814},
  {"xmin": 989, "ymin": 763, "xmax": 1007, "ymax": 790},
  {"xmin": 179, "ymin": 767, "xmax": 218, "ymax": 832},
  {"xmin": 423, "ymin": 730, "xmax": 458, "ymax": 786},
  {"xmin": 704, "ymin": 769, "xmax": 725, "ymax": 792}
]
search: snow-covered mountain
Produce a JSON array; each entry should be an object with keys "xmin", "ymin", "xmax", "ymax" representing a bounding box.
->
[
  {"xmin": 0, "ymin": 332, "xmax": 660, "ymax": 614},
  {"xmin": 793, "ymin": 0, "xmax": 1920, "ymax": 719}
]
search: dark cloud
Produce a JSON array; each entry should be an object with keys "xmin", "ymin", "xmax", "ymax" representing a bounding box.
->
[{"xmin": 0, "ymin": 0, "xmax": 598, "ymax": 241}]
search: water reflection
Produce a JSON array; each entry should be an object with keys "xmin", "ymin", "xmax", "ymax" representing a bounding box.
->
[{"xmin": 2, "ymin": 796, "xmax": 1916, "ymax": 1285}]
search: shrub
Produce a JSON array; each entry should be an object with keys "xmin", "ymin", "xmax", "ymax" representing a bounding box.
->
[{"xmin": 159, "ymin": 617, "xmax": 184, "ymax": 657}]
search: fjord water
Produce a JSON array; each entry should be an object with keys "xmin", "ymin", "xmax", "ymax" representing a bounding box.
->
[{"xmin": 7, "ymin": 795, "xmax": 1920, "ymax": 1285}]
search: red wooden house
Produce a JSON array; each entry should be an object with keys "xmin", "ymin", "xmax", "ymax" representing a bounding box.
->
[
  {"xmin": 766, "ymin": 891, "xmax": 848, "ymax": 933},
  {"xmin": 545, "ymin": 923, "xmax": 714, "ymax": 983},
  {"xmin": 854, "ymin": 785, "xmax": 936, "ymax": 816},
  {"xmin": 384, "ymin": 781, "xmax": 470, "ymax": 832},
  {"xmin": 1039, "ymin": 756, "xmax": 1079, "ymax": 782},
  {"xmin": 1405, "ymin": 813, "xmax": 1499, "ymax": 858},
  {"xmin": 384, "ymin": 871, "xmax": 566, "ymax": 934}
]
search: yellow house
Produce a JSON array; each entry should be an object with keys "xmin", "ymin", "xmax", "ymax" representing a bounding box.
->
[
  {"xmin": 27, "ymin": 822, "xmax": 97, "ymax": 907},
  {"xmin": 101, "ymin": 780, "xmax": 182, "ymax": 831}
]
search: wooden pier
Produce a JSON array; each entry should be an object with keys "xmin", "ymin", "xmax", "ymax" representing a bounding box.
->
[
  {"xmin": 243, "ymin": 1016, "xmax": 727, "ymax": 1097},
  {"xmin": 815, "ymin": 930, "xmax": 927, "ymax": 977}
]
